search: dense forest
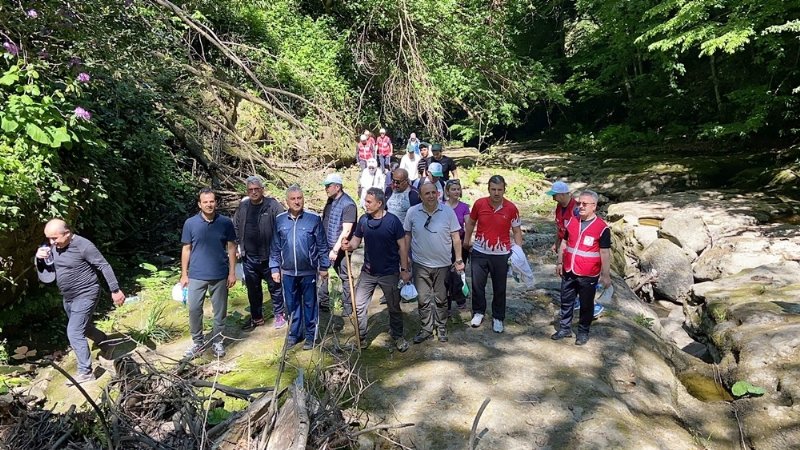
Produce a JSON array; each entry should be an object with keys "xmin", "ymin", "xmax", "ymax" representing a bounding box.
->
[{"xmin": 1, "ymin": 0, "xmax": 799, "ymax": 326}]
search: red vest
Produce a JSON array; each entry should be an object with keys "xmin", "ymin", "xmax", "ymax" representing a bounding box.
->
[
  {"xmin": 377, "ymin": 135, "xmax": 392, "ymax": 156},
  {"xmin": 554, "ymin": 198, "xmax": 577, "ymax": 240},
  {"xmin": 357, "ymin": 142, "xmax": 373, "ymax": 160},
  {"xmin": 563, "ymin": 215, "xmax": 607, "ymax": 277}
]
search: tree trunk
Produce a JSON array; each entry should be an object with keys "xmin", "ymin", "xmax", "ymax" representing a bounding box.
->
[{"xmin": 710, "ymin": 54, "xmax": 722, "ymax": 113}]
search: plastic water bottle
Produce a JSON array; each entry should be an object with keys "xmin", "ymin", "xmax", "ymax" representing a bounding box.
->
[
  {"xmin": 182, "ymin": 287, "xmax": 188, "ymax": 305},
  {"xmin": 124, "ymin": 295, "xmax": 141, "ymax": 304}
]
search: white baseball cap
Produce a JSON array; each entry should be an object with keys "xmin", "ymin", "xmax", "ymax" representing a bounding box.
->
[
  {"xmin": 379, "ymin": 128, "xmax": 386, "ymax": 133},
  {"xmin": 322, "ymin": 173, "xmax": 344, "ymax": 186}
]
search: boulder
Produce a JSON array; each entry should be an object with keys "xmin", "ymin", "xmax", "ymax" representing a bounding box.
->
[
  {"xmin": 693, "ymin": 236, "xmax": 784, "ymax": 282},
  {"xmin": 639, "ymin": 239, "xmax": 694, "ymax": 303},
  {"xmin": 633, "ymin": 225, "xmax": 659, "ymax": 249},
  {"xmin": 659, "ymin": 215, "xmax": 710, "ymax": 254}
]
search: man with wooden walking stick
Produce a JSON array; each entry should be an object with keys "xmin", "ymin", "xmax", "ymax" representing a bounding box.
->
[
  {"xmin": 318, "ymin": 173, "xmax": 356, "ymax": 320},
  {"xmin": 342, "ymin": 188, "xmax": 411, "ymax": 351}
]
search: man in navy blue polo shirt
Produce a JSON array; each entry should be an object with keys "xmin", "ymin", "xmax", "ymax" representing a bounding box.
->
[
  {"xmin": 181, "ymin": 188, "xmax": 238, "ymax": 358},
  {"xmin": 342, "ymin": 187, "xmax": 411, "ymax": 351}
]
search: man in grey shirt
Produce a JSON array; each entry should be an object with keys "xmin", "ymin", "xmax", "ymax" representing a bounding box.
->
[
  {"xmin": 404, "ymin": 183, "xmax": 464, "ymax": 343},
  {"xmin": 35, "ymin": 219, "xmax": 126, "ymax": 385}
]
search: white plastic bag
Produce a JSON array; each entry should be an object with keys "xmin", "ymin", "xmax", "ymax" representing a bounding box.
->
[
  {"xmin": 400, "ymin": 282, "xmax": 418, "ymax": 301},
  {"xmin": 595, "ymin": 283, "xmax": 614, "ymax": 304},
  {"xmin": 171, "ymin": 283, "xmax": 187, "ymax": 304},
  {"xmin": 508, "ymin": 244, "xmax": 535, "ymax": 288},
  {"xmin": 235, "ymin": 262, "xmax": 244, "ymax": 280}
]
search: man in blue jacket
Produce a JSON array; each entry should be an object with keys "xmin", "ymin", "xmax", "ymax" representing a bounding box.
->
[{"xmin": 270, "ymin": 185, "xmax": 331, "ymax": 350}]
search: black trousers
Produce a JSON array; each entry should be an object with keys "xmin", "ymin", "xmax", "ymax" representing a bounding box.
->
[
  {"xmin": 445, "ymin": 249, "xmax": 469, "ymax": 310},
  {"xmin": 558, "ymin": 271, "xmax": 598, "ymax": 334},
  {"xmin": 470, "ymin": 251, "xmax": 509, "ymax": 321}
]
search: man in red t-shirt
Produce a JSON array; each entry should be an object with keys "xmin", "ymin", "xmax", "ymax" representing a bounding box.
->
[
  {"xmin": 463, "ymin": 175, "xmax": 523, "ymax": 333},
  {"xmin": 546, "ymin": 181, "xmax": 578, "ymax": 253}
]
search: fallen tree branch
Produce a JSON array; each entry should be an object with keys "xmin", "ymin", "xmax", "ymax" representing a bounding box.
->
[
  {"xmin": 469, "ymin": 397, "xmax": 491, "ymax": 450},
  {"xmin": 189, "ymin": 379, "xmax": 274, "ymax": 400},
  {"xmin": 351, "ymin": 422, "xmax": 415, "ymax": 437}
]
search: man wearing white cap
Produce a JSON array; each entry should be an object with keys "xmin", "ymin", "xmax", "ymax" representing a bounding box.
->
[
  {"xmin": 356, "ymin": 134, "xmax": 374, "ymax": 170},
  {"xmin": 376, "ymin": 128, "xmax": 394, "ymax": 172},
  {"xmin": 319, "ymin": 173, "xmax": 357, "ymax": 317},
  {"xmin": 358, "ymin": 159, "xmax": 386, "ymax": 209},
  {"xmin": 400, "ymin": 144, "xmax": 421, "ymax": 182},
  {"xmin": 547, "ymin": 181, "xmax": 604, "ymax": 319},
  {"xmin": 413, "ymin": 161, "xmax": 445, "ymax": 202},
  {"xmin": 546, "ymin": 181, "xmax": 578, "ymax": 255}
]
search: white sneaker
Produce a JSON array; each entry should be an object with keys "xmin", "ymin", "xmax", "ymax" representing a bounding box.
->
[
  {"xmin": 493, "ymin": 319, "xmax": 504, "ymax": 333},
  {"xmin": 470, "ymin": 313, "xmax": 484, "ymax": 328},
  {"xmin": 212, "ymin": 342, "xmax": 225, "ymax": 358}
]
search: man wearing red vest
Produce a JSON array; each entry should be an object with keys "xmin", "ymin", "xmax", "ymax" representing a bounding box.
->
[
  {"xmin": 376, "ymin": 128, "xmax": 394, "ymax": 172},
  {"xmin": 356, "ymin": 134, "xmax": 374, "ymax": 170},
  {"xmin": 551, "ymin": 190, "xmax": 611, "ymax": 345}
]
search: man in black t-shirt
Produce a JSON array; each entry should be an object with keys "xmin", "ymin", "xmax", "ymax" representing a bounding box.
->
[
  {"xmin": 427, "ymin": 143, "xmax": 458, "ymax": 181},
  {"xmin": 233, "ymin": 176, "xmax": 286, "ymax": 331},
  {"xmin": 342, "ymin": 187, "xmax": 411, "ymax": 352}
]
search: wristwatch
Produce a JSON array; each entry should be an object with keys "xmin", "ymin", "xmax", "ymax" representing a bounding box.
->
[
  {"xmin": 112, "ymin": 289, "xmax": 120, "ymax": 294},
  {"xmin": 455, "ymin": 259, "xmax": 463, "ymax": 264},
  {"xmin": 400, "ymin": 268, "xmax": 408, "ymax": 272}
]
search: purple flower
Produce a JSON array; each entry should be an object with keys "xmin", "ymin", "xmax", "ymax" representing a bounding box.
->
[
  {"xmin": 77, "ymin": 72, "xmax": 90, "ymax": 83},
  {"xmin": 74, "ymin": 107, "xmax": 91, "ymax": 121},
  {"xmin": 69, "ymin": 56, "xmax": 82, "ymax": 68},
  {"xmin": 3, "ymin": 42, "xmax": 19, "ymax": 56},
  {"xmin": 27, "ymin": 9, "xmax": 39, "ymax": 18},
  {"xmin": 38, "ymin": 49, "xmax": 50, "ymax": 60}
]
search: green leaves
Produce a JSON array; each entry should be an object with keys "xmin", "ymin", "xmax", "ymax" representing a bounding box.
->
[
  {"xmin": 731, "ymin": 381, "xmax": 766, "ymax": 398},
  {"xmin": 25, "ymin": 123, "xmax": 50, "ymax": 145}
]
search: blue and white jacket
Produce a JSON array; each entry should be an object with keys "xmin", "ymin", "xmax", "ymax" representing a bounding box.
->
[{"xmin": 269, "ymin": 210, "xmax": 330, "ymax": 277}]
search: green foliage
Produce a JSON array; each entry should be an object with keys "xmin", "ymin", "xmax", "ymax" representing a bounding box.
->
[
  {"xmin": 127, "ymin": 299, "xmax": 178, "ymax": 345},
  {"xmin": 731, "ymin": 380, "xmax": 766, "ymax": 398},
  {"xmin": 633, "ymin": 314, "xmax": 654, "ymax": 330},
  {"xmin": 206, "ymin": 407, "xmax": 232, "ymax": 425}
]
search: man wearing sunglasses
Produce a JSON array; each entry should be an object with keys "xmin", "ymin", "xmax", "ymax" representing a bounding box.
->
[
  {"xmin": 384, "ymin": 168, "xmax": 421, "ymax": 224},
  {"xmin": 552, "ymin": 190, "xmax": 612, "ymax": 346},
  {"xmin": 342, "ymin": 188, "xmax": 411, "ymax": 351},
  {"xmin": 233, "ymin": 176, "xmax": 286, "ymax": 331},
  {"xmin": 404, "ymin": 182, "xmax": 465, "ymax": 343}
]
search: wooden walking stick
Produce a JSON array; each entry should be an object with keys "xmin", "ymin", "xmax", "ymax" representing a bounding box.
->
[{"xmin": 344, "ymin": 249, "xmax": 362, "ymax": 351}]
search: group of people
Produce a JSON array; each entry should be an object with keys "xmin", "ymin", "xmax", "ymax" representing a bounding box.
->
[{"xmin": 35, "ymin": 133, "xmax": 612, "ymax": 384}]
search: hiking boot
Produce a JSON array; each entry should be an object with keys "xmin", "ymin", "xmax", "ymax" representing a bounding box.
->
[
  {"xmin": 302, "ymin": 341, "xmax": 314, "ymax": 351},
  {"xmin": 470, "ymin": 313, "xmax": 484, "ymax": 328},
  {"xmin": 394, "ymin": 337, "xmax": 409, "ymax": 352},
  {"xmin": 492, "ymin": 319, "xmax": 504, "ymax": 334},
  {"xmin": 185, "ymin": 343, "xmax": 204, "ymax": 358},
  {"xmin": 456, "ymin": 302, "xmax": 467, "ymax": 311},
  {"xmin": 593, "ymin": 304, "xmax": 605, "ymax": 319},
  {"xmin": 274, "ymin": 313, "xmax": 287, "ymax": 329},
  {"xmin": 359, "ymin": 336, "xmax": 369, "ymax": 349},
  {"xmin": 550, "ymin": 330, "xmax": 573, "ymax": 341},
  {"xmin": 242, "ymin": 318, "xmax": 265, "ymax": 331},
  {"xmin": 413, "ymin": 331, "xmax": 433, "ymax": 344},
  {"xmin": 212, "ymin": 342, "xmax": 226, "ymax": 358},
  {"xmin": 575, "ymin": 333, "xmax": 590, "ymax": 346},
  {"xmin": 65, "ymin": 371, "xmax": 96, "ymax": 386},
  {"xmin": 286, "ymin": 339, "xmax": 300, "ymax": 349},
  {"xmin": 437, "ymin": 327, "xmax": 448, "ymax": 342}
]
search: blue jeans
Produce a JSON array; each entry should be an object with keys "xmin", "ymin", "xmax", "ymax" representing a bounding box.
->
[
  {"xmin": 282, "ymin": 274, "xmax": 318, "ymax": 343},
  {"xmin": 64, "ymin": 295, "xmax": 106, "ymax": 375},
  {"xmin": 378, "ymin": 154, "xmax": 391, "ymax": 171},
  {"xmin": 243, "ymin": 255, "xmax": 284, "ymax": 321}
]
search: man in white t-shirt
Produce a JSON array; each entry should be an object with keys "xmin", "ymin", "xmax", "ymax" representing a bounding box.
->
[{"xmin": 358, "ymin": 158, "xmax": 386, "ymax": 209}]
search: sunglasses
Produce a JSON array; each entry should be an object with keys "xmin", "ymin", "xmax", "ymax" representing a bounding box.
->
[
  {"xmin": 392, "ymin": 178, "xmax": 408, "ymax": 184},
  {"xmin": 578, "ymin": 202, "xmax": 596, "ymax": 206},
  {"xmin": 423, "ymin": 211, "xmax": 438, "ymax": 233},
  {"xmin": 367, "ymin": 215, "xmax": 384, "ymax": 229}
]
